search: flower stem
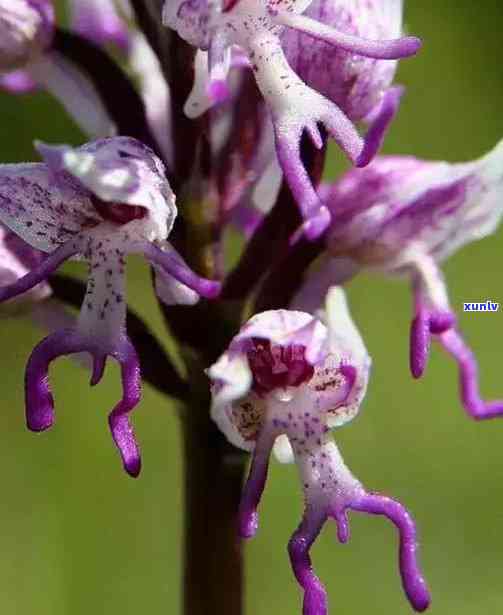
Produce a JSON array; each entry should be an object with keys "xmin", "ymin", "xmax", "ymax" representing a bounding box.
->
[{"xmin": 182, "ymin": 411, "xmax": 247, "ymax": 615}]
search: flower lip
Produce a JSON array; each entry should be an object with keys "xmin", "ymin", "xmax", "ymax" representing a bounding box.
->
[
  {"xmin": 90, "ymin": 195, "xmax": 148, "ymax": 225},
  {"xmin": 247, "ymin": 338, "xmax": 315, "ymax": 396}
]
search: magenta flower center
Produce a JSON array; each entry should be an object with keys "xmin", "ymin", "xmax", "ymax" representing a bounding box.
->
[
  {"xmin": 91, "ymin": 196, "xmax": 147, "ymax": 225},
  {"xmin": 222, "ymin": 0, "xmax": 240, "ymax": 12},
  {"xmin": 247, "ymin": 339, "xmax": 314, "ymax": 396}
]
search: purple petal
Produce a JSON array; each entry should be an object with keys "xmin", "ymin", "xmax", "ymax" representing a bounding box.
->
[
  {"xmin": 0, "ymin": 243, "xmax": 77, "ymax": 304},
  {"xmin": 0, "ymin": 70, "xmax": 39, "ymax": 94},
  {"xmin": 277, "ymin": 12, "xmax": 421, "ymax": 60},
  {"xmin": 410, "ymin": 306, "xmax": 456, "ymax": 378},
  {"xmin": 108, "ymin": 338, "xmax": 142, "ymax": 477},
  {"xmin": 357, "ymin": 86, "xmax": 404, "ymax": 167},
  {"xmin": 238, "ymin": 432, "xmax": 275, "ymax": 538},
  {"xmin": 25, "ymin": 328, "xmax": 94, "ymax": 432},
  {"xmin": 144, "ymin": 243, "xmax": 221, "ymax": 299}
]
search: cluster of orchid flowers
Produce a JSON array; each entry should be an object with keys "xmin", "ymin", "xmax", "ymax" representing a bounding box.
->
[{"xmin": 1, "ymin": 1, "xmax": 502, "ymax": 614}]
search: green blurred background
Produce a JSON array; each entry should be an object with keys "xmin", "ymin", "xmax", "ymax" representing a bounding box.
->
[{"xmin": 1, "ymin": 1, "xmax": 503, "ymax": 613}]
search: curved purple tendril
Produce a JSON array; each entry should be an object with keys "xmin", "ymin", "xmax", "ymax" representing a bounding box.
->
[
  {"xmin": 288, "ymin": 510, "xmax": 329, "ymax": 615},
  {"xmin": 25, "ymin": 328, "xmax": 142, "ymax": 477},
  {"xmin": 144, "ymin": 243, "xmax": 221, "ymax": 299},
  {"xmin": 346, "ymin": 493, "xmax": 431, "ymax": 612},
  {"xmin": 0, "ymin": 243, "xmax": 77, "ymax": 303},
  {"xmin": 438, "ymin": 328, "xmax": 503, "ymax": 420},
  {"xmin": 410, "ymin": 306, "xmax": 456, "ymax": 379}
]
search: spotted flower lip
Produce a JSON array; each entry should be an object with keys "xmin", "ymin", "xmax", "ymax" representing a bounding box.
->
[
  {"xmin": 0, "ymin": 136, "xmax": 221, "ymax": 476},
  {"xmin": 296, "ymin": 138, "xmax": 503, "ymax": 421},
  {"xmin": 0, "ymin": 0, "xmax": 54, "ymax": 71},
  {"xmin": 208, "ymin": 288, "xmax": 430, "ymax": 614},
  {"xmin": 163, "ymin": 0, "xmax": 420, "ymax": 239}
]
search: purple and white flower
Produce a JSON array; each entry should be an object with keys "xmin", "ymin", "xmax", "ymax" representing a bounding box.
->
[
  {"xmin": 297, "ymin": 138, "xmax": 503, "ymax": 420},
  {"xmin": 163, "ymin": 0, "xmax": 420, "ymax": 238},
  {"xmin": 208, "ymin": 288, "xmax": 430, "ymax": 615},
  {"xmin": 0, "ymin": 136, "xmax": 220, "ymax": 476}
]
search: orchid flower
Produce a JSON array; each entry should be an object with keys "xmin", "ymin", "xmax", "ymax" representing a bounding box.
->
[
  {"xmin": 0, "ymin": 136, "xmax": 220, "ymax": 476},
  {"xmin": 163, "ymin": 0, "xmax": 421, "ymax": 238},
  {"xmin": 208, "ymin": 288, "xmax": 430, "ymax": 615},
  {"xmin": 295, "ymin": 138, "xmax": 503, "ymax": 421}
]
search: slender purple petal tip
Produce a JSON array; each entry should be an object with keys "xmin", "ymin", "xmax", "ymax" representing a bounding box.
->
[
  {"xmin": 199, "ymin": 279, "xmax": 222, "ymax": 300},
  {"xmin": 208, "ymin": 80, "xmax": 231, "ymax": 105},
  {"xmin": 109, "ymin": 414, "xmax": 142, "ymax": 478},
  {"xmin": 400, "ymin": 36, "xmax": 423, "ymax": 57},
  {"xmin": 303, "ymin": 205, "xmax": 331, "ymax": 241},
  {"xmin": 410, "ymin": 315, "xmax": 429, "ymax": 378},
  {"xmin": 238, "ymin": 509, "xmax": 259, "ymax": 539},
  {"xmin": 90, "ymin": 355, "xmax": 107, "ymax": 386},
  {"xmin": 357, "ymin": 86, "xmax": 404, "ymax": 167}
]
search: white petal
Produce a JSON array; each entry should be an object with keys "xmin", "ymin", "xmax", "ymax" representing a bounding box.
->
[{"xmin": 28, "ymin": 53, "xmax": 116, "ymax": 138}]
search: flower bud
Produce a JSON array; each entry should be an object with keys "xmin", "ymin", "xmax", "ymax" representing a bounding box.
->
[{"xmin": 0, "ymin": 0, "xmax": 54, "ymax": 71}]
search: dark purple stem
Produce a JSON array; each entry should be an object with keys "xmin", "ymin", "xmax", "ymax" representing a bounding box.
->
[
  {"xmin": 350, "ymin": 493, "xmax": 431, "ymax": 612},
  {"xmin": 223, "ymin": 136, "xmax": 326, "ymax": 301}
]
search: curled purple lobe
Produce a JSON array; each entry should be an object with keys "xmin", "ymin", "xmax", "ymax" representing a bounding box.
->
[
  {"xmin": 25, "ymin": 328, "xmax": 142, "ymax": 477},
  {"xmin": 438, "ymin": 328, "xmax": 503, "ymax": 421}
]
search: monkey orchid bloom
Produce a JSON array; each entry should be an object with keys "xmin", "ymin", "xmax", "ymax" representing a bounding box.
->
[
  {"xmin": 0, "ymin": 136, "xmax": 220, "ymax": 476},
  {"xmin": 297, "ymin": 138, "xmax": 503, "ymax": 421},
  {"xmin": 208, "ymin": 289, "xmax": 430, "ymax": 615},
  {"xmin": 163, "ymin": 0, "xmax": 420, "ymax": 238}
]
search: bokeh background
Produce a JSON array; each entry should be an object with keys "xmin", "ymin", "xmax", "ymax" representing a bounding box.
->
[{"xmin": 1, "ymin": 1, "xmax": 503, "ymax": 614}]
